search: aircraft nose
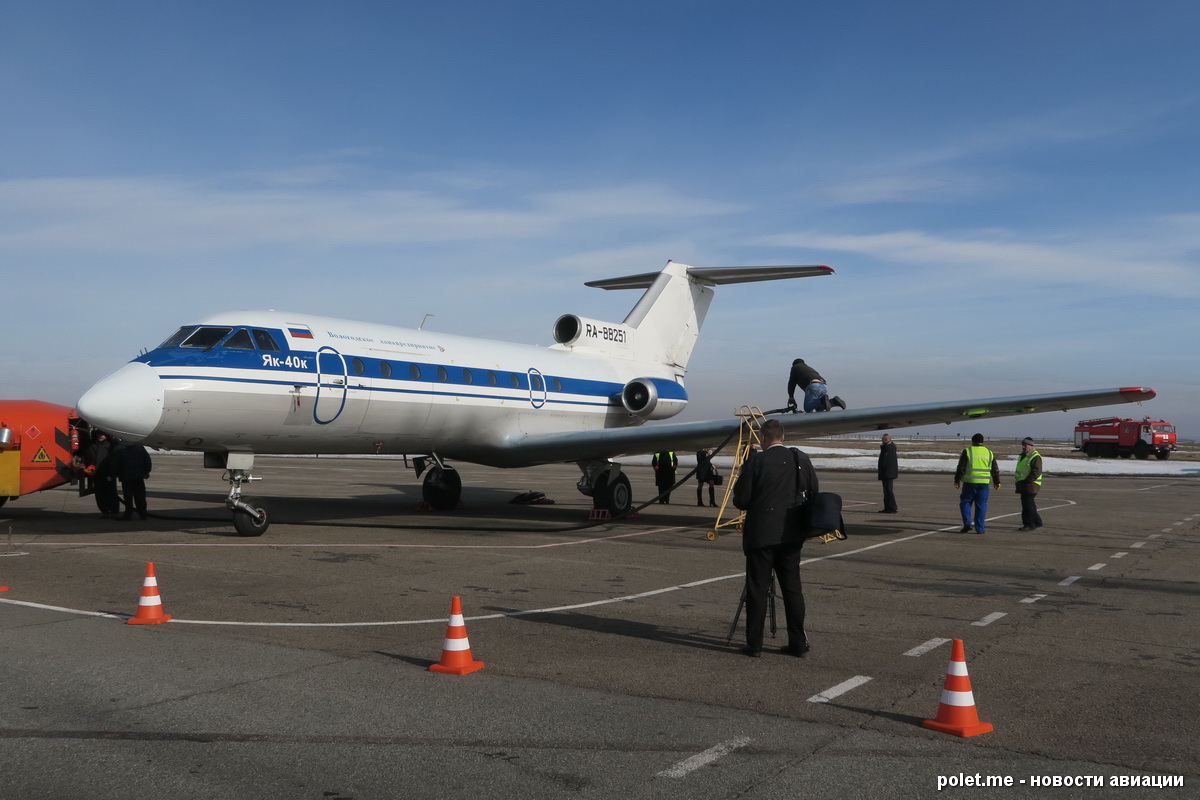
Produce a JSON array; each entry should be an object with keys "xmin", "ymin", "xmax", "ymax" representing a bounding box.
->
[{"xmin": 76, "ymin": 362, "xmax": 164, "ymax": 441}]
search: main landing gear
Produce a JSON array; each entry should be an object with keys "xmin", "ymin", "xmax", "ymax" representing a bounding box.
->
[
  {"xmin": 207, "ymin": 452, "xmax": 271, "ymax": 536},
  {"xmin": 576, "ymin": 459, "xmax": 633, "ymax": 516},
  {"xmin": 415, "ymin": 454, "xmax": 462, "ymax": 511}
]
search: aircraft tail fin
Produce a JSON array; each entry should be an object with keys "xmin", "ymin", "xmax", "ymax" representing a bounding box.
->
[{"xmin": 584, "ymin": 261, "xmax": 833, "ymax": 369}]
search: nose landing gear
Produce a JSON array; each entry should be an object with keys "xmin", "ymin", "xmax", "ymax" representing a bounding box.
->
[{"xmin": 207, "ymin": 452, "xmax": 271, "ymax": 536}]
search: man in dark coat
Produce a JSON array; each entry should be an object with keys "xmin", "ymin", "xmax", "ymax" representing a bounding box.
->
[
  {"xmin": 695, "ymin": 448, "xmax": 718, "ymax": 507},
  {"xmin": 83, "ymin": 431, "xmax": 120, "ymax": 518},
  {"xmin": 732, "ymin": 419, "xmax": 819, "ymax": 657},
  {"xmin": 651, "ymin": 451, "xmax": 677, "ymax": 504},
  {"xmin": 108, "ymin": 439, "xmax": 153, "ymax": 520},
  {"xmin": 877, "ymin": 433, "xmax": 899, "ymax": 513}
]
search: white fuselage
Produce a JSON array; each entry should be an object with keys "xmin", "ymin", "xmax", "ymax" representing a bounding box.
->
[{"xmin": 77, "ymin": 310, "xmax": 689, "ymax": 468}]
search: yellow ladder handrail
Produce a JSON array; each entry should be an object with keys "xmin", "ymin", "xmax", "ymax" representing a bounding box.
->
[{"xmin": 706, "ymin": 406, "xmax": 769, "ymax": 541}]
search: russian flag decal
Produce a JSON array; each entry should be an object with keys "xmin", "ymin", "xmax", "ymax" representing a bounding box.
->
[{"xmin": 288, "ymin": 326, "xmax": 314, "ymax": 339}]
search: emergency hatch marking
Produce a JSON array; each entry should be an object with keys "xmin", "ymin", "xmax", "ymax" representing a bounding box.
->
[
  {"xmin": 1058, "ymin": 576, "xmax": 1081, "ymax": 586},
  {"xmin": 971, "ymin": 612, "xmax": 1007, "ymax": 626},
  {"xmin": 31, "ymin": 447, "xmax": 51, "ymax": 464}
]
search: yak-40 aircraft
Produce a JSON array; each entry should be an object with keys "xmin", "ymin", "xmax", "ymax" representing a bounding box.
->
[{"xmin": 76, "ymin": 261, "xmax": 1154, "ymax": 535}]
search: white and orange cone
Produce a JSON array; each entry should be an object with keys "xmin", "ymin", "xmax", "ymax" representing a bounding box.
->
[
  {"xmin": 429, "ymin": 595, "xmax": 484, "ymax": 675},
  {"xmin": 126, "ymin": 561, "xmax": 173, "ymax": 625},
  {"xmin": 923, "ymin": 638, "xmax": 993, "ymax": 737}
]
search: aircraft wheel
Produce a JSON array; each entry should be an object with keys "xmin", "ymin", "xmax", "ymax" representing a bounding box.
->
[
  {"xmin": 232, "ymin": 496, "xmax": 270, "ymax": 537},
  {"xmin": 706, "ymin": 530, "xmax": 718, "ymax": 541},
  {"xmin": 597, "ymin": 471, "xmax": 632, "ymax": 516},
  {"xmin": 423, "ymin": 466, "xmax": 462, "ymax": 511}
]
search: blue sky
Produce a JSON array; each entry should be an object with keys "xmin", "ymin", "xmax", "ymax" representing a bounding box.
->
[{"xmin": 2, "ymin": 1, "xmax": 1197, "ymax": 439}]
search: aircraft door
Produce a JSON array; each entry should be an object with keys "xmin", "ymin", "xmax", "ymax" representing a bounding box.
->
[{"xmin": 314, "ymin": 347, "xmax": 349, "ymax": 424}]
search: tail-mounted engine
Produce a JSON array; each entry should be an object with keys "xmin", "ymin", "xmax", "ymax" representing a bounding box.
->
[
  {"xmin": 553, "ymin": 315, "xmax": 636, "ymax": 356},
  {"xmin": 619, "ymin": 377, "xmax": 687, "ymax": 420}
]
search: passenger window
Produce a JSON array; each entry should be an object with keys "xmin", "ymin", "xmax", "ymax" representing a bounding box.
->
[
  {"xmin": 437, "ymin": 366, "xmax": 449, "ymax": 382},
  {"xmin": 463, "ymin": 369, "xmax": 474, "ymax": 385},
  {"xmin": 510, "ymin": 373, "xmax": 520, "ymax": 389},
  {"xmin": 351, "ymin": 358, "xmax": 365, "ymax": 375},
  {"xmin": 182, "ymin": 327, "xmax": 233, "ymax": 349},
  {"xmin": 409, "ymin": 363, "xmax": 422, "ymax": 380},
  {"xmin": 221, "ymin": 329, "xmax": 255, "ymax": 350},
  {"xmin": 159, "ymin": 326, "xmax": 198, "ymax": 349},
  {"xmin": 253, "ymin": 329, "xmax": 282, "ymax": 351},
  {"xmin": 487, "ymin": 371, "xmax": 498, "ymax": 386},
  {"xmin": 531, "ymin": 374, "xmax": 544, "ymax": 391},
  {"xmin": 553, "ymin": 378, "xmax": 562, "ymax": 392},
  {"xmin": 380, "ymin": 361, "xmax": 393, "ymax": 378}
]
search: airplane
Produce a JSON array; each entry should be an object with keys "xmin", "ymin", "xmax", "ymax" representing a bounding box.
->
[{"xmin": 74, "ymin": 260, "xmax": 1156, "ymax": 535}]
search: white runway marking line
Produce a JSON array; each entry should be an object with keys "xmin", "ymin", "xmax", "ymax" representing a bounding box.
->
[
  {"xmin": 0, "ymin": 499, "xmax": 1087, "ymax": 628},
  {"xmin": 656, "ymin": 737, "xmax": 751, "ymax": 779},
  {"xmin": 1088, "ymin": 563, "xmax": 1107, "ymax": 571},
  {"xmin": 904, "ymin": 638, "xmax": 951, "ymax": 657},
  {"xmin": 1058, "ymin": 576, "xmax": 1081, "ymax": 586},
  {"xmin": 1130, "ymin": 542, "xmax": 1146, "ymax": 549},
  {"xmin": 1111, "ymin": 552, "xmax": 1128, "ymax": 559},
  {"xmin": 1148, "ymin": 534, "xmax": 1163, "ymax": 539},
  {"xmin": 972, "ymin": 612, "xmax": 1007, "ymax": 627},
  {"xmin": 808, "ymin": 676, "xmax": 872, "ymax": 704},
  {"xmin": 1020, "ymin": 594, "xmax": 1048, "ymax": 604},
  {"xmin": 1161, "ymin": 528, "xmax": 1174, "ymax": 534}
]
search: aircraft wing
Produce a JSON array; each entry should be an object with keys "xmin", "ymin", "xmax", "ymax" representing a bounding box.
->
[{"xmin": 497, "ymin": 386, "xmax": 1156, "ymax": 465}]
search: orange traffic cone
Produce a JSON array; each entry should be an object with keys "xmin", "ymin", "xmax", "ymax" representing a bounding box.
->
[
  {"xmin": 923, "ymin": 638, "xmax": 992, "ymax": 737},
  {"xmin": 428, "ymin": 595, "xmax": 484, "ymax": 675},
  {"xmin": 126, "ymin": 562, "xmax": 173, "ymax": 625}
]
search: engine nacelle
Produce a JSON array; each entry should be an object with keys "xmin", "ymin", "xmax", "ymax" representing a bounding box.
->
[
  {"xmin": 553, "ymin": 315, "xmax": 635, "ymax": 354},
  {"xmin": 619, "ymin": 378, "xmax": 687, "ymax": 420}
]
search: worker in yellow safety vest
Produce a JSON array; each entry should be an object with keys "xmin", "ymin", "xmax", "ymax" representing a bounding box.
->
[
  {"xmin": 1014, "ymin": 437, "xmax": 1044, "ymax": 531},
  {"xmin": 953, "ymin": 433, "xmax": 1001, "ymax": 534}
]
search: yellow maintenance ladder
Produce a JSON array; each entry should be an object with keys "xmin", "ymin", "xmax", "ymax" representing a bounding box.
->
[{"xmin": 706, "ymin": 406, "xmax": 770, "ymax": 541}]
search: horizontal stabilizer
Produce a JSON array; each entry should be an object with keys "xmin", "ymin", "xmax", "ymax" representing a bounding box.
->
[{"xmin": 586, "ymin": 263, "xmax": 833, "ymax": 290}]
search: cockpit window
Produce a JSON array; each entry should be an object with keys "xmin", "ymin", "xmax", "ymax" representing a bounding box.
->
[
  {"xmin": 181, "ymin": 327, "xmax": 233, "ymax": 349},
  {"xmin": 253, "ymin": 329, "xmax": 282, "ymax": 351},
  {"xmin": 159, "ymin": 326, "xmax": 199, "ymax": 349},
  {"xmin": 222, "ymin": 329, "xmax": 255, "ymax": 350}
]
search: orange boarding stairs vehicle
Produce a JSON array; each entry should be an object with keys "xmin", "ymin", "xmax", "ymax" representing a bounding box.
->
[{"xmin": 0, "ymin": 400, "xmax": 86, "ymax": 509}]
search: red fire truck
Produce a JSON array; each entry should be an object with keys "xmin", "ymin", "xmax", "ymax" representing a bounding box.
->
[{"xmin": 1074, "ymin": 416, "xmax": 1177, "ymax": 460}]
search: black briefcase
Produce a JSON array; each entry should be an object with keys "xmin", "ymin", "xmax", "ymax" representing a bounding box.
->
[{"xmin": 806, "ymin": 492, "xmax": 847, "ymax": 542}]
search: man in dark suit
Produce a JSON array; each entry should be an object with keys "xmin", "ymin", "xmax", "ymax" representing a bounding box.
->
[
  {"xmin": 877, "ymin": 433, "xmax": 899, "ymax": 513},
  {"xmin": 732, "ymin": 419, "xmax": 819, "ymax": 658}
]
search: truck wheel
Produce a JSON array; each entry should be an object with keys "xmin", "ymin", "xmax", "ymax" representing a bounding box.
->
[
  {"xmin": 1083, "ymin": 443, "xmax": 1097, "ymax": 458},
  {"xmin": 1133, "ymin": 441, "xmax": 1150, "ymax": 460},
  {"xmin": 1155, "ymin": 450, "xmax": 1170, "ymax": 460}
]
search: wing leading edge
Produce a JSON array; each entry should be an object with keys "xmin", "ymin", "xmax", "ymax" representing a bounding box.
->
[{"xmin": 497, "ymin": 386, "xmax": 1156, "ymax": 466}]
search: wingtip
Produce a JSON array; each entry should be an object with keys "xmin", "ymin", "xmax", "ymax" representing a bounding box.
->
[{"xmin": 1119, "ymin": 386, "xmax": 1156, "ymax": 401}]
